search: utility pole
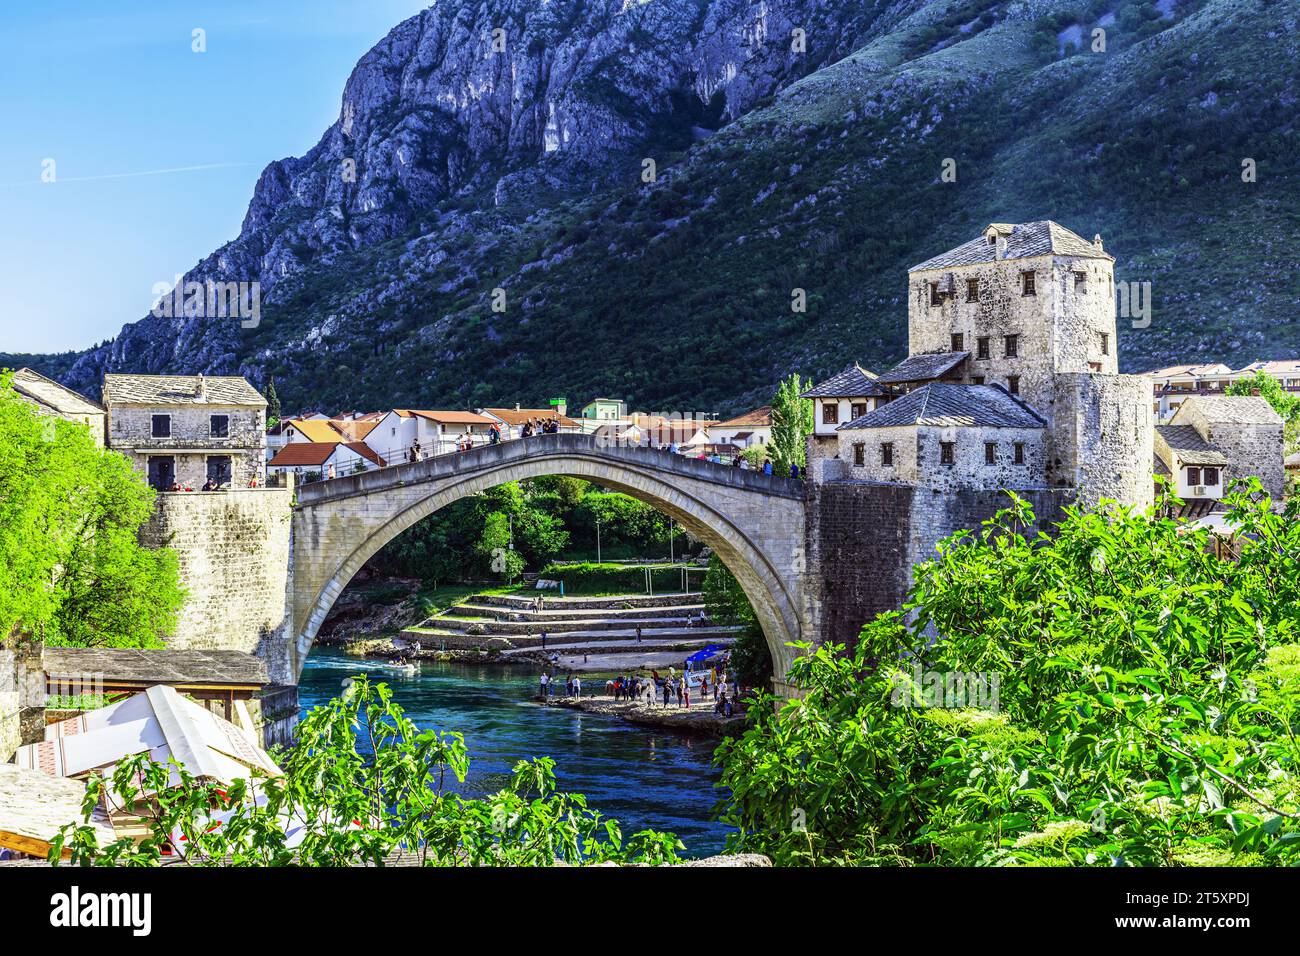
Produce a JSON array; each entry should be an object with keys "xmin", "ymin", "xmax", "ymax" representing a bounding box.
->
[{"xmin": 596, "ymin": 518, "xmax": 602, "ymax": 565}]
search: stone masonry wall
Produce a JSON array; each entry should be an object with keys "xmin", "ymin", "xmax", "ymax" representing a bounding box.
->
[
  {"xmin": 108, "ymin": 404, "xmax": 265, "ymax": 488},
  {"xmin": 1173, "ymin": 400, "xmax": 1285, "ymax": 503},
  {"xmin": 140, "ymin": 488, "xmax": 294, "ymax": 682},
  {"xmin": 909, "ymin": 253, "xmax": 1117, "ymax": 422},
  {"xmin": 1049, "ymin": 372, "xmax": 1153, "ymax": 508}
]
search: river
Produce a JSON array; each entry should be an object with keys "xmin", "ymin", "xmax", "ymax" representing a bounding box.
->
[{"xmin": 298, "ymin": 650, "xmax": 734, "ymax": 857}]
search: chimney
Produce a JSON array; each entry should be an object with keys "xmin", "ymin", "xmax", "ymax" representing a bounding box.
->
[
  {"xmin": 515, "ymin": 402, "xmax": 521, "ymax": 411},
  {"xmin": 554, "ymin": 399, "xmax": 567, "ymax": 417},
  {"xmin": 1093, "ymin": 233, "xmax": 1104, "ymax": 252},
  {"xmin": 995, "ymin": 236, "xmax": 1007, "ymax": 260},
  {"xmin": 196, "ymin": 373, "xmax": 206, "ymax": 401},
  {"xmin": 1250, "ymin": 388, "xmax": 1261, "ymax": 396}
]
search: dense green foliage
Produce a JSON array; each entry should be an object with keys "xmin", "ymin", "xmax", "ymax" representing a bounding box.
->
[
  {"xmin": 52, "ymin": 677, "xmax": 682, "ymax": 866},
  {"xmin": 369, "ymin": 476, "xmax": 675, "ymax": 582},
  {"xmin": 702, "ymin": 554, "xmax": 771, "ymax": 687},
  {"xmin": 717, "ymin": 483, "xmax": 1300, "ymax": 866},
  {"xmin": 536, "ymin": 561, "xmax": 702, "ymax": 596},
  {"xmin": 0, "ymin": 372, "xmax": 183, "ymax": 648},
  {"xmin": 769, "ymin": 373, "xmax": 813, "ymax": 475}
]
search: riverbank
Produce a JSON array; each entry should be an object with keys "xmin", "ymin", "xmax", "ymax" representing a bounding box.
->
[{"xmin": 538, "ymin": 693, "xmax": 747, "ymax": 737}]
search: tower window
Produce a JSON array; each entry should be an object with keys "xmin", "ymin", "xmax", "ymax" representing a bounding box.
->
[
  {"xmin": 881, "ymin": 442, "xmax": 894, "ymax": 467},
  {"xmin": 1004, "ymin": 334, "xmax": 1019, "ymax": 358},
  {"xmin": 210, "ymin": 414, "xmax": 229, "ymax": 438},
  {"xmin": 976, "ymin": 336, "xmax": 990, "ymax": 360},
  {"xmin": 1203, "ymin": 467, "xmax": 1219, "ymax": 485},
  {"xmin": 1100, "ymin": 332, "xmax": 1109, "ymax": 355},
  {"xmin": 850, "ymin": 402, "xmax": 867, "ymax": 419},
  {"xmin": 822, "ymin": 402, "xmax": 839, "ymax": 425},
  {"xmin": 951, "ymin": 333, "xmax": 964, "ymax": 352},
  {"xmin": 1007, "ymin": 375, "xmax": 1021, "ymax": 395},
  {"xmin": 929, "ymin": 282, "xmax": 942, "ymax": 306},
  {"xmin": 1021, "ymin": 271, "xmax": 1036, "ymax": 296},
  {"xmin": 940, "ymin": 442, "xmax": 955, "ymax": 466},
  {"xmin": 972, "ymin": 376, "xmax": 985, "ymax": 385},
  {"xmin": 1013, "ymin": 442, "xmax": 1025, "ymax": 464},
  {"xmin": 966, "ymin": 278, "xmax": 980, "ymax": 302},
  {"xmin": 151, "ymin": 414, "xmax": 171, "ymax": 438},
  {"xmin": 1074, "ymin": 271, "xmax": 1087, "ymax": 291},
  {"xmin": 984, "ymin": 442, "xmax": 996, "ymax": 465},
  {"xmin": 853, "ymin": 443, "xmax": 865, "ymax": 467},
  {"xmin": 1187, "ymin": 467, "xmax": 1201, "ymax": 486}
]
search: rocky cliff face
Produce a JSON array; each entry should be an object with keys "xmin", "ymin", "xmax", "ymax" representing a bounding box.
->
[{"xmin": 62, "ymin": 0, "xmax": 890, "ymax": 393}]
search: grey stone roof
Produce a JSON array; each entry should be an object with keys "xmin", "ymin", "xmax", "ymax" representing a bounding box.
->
[
  {"xmin": 1286, "ymin": 452, "xmax": 1300, "ymax": 468},
  {"xmin": 103, "ymin": 373, "xmax": 266, "ymax": 407},
  {"xmin": 1155, "ymin": 425, "xmax": 1229, "ymax": 466},
  {"xmin": 1153, "ymin": 455, "xmax": 1171, "ymax": 477},
  {"xmin": 876, "ymin": 351, "xmax": 968, "ymax": 385},
  {"xmin": 910, "ymin": 221, "xmax": 1113, "ymax": 272},
  {"xmin": 837, "ymin": 382, "xmax": 1045, "ymax": 430},
  {"xmin": 10, "ymin": 368, "xmax": 103, "ymax": 416},
  {"xmin": 801, "ymin": 364, "xmax": 887, "ymax": 398},
  {"xmin": 1179, "ymin": 395, "xmax": 1283, "ymax": 426},
  {"xmin": 42, "ymin": 647, "xmax": 270, "ymax": 687}
]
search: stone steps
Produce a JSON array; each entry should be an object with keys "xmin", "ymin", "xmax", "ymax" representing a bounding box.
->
[
  {"xmin": 402, "ymin": 625, "xmax": 742, "ymax": 652},
  {"xmin": 442, "ymin": 602, "xmax": 706, "ymax": 622},
  {"xmin": 426, "ymin": 614, "xmax": 712, "ymax": 636},
  {"xmin": 468, "ymin": 592, "xmax": 702, "ymax": 611}
]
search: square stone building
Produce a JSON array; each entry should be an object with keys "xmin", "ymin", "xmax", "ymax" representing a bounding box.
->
[
  {"xmin": 817, "ymin": 220, "xmax": 1153, "ymax": 508},
  {"xmin": 102, "ymin": 374, "xmax": 267, "ymax": 490}
]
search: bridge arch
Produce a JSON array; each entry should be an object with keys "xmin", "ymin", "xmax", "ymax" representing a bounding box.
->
[{"xmin": 286, "ymin": 436, "xmax": 808, "ymax": 691}]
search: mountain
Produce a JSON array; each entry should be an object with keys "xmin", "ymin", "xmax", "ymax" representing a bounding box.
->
[{"xmin": 13, "ymin": 0, "xmax": 1300, "ymax": 415}]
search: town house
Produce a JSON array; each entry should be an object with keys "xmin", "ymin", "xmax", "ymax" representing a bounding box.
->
[{"xmin": 102, "ymin": 373, "xmax": 267, "ymax": 490}]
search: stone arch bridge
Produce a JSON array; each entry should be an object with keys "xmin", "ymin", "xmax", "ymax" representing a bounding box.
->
[{"xmin": 285, "ymin": 434, "xmax": 811, "ymax": 694}]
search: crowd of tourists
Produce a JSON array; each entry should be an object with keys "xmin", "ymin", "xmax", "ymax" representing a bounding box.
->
[{"xmin": 537, "ymin": 665, "xmax": 738, "ymax": 717}]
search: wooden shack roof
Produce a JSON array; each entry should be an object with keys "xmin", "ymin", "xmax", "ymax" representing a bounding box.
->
[{"xmin": 43, "ymin": 647, "xmax": 269, "ymax": 693}]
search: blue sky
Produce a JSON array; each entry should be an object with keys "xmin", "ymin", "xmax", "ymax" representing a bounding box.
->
[{"xmin": 0, "ymin": 0, "xmax": 430, "ymax": 354}]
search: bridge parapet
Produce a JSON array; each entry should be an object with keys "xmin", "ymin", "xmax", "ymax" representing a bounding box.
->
[{"xmin": 295, "ymin": 433, "xmax": 803, "ymax": 508}]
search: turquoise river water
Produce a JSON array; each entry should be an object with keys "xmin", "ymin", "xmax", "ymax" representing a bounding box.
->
[{"xmin": 298, "ymin": 650, "xmax": 734, "ymax": 857}]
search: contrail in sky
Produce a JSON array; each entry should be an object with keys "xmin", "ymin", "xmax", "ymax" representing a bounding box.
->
[{"xmin": 1, "ymin": 162, "xmax": 254, "ymax": 187}]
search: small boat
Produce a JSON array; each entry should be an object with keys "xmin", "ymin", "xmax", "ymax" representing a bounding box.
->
[{"xmin": 381, "ymin": 661, "xmax": 418, "ymax": 677}]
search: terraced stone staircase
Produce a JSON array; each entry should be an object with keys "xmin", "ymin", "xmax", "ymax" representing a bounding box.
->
[{"xmin": 401, "ymin": 592, "xmax": 742, "ymax": 664}]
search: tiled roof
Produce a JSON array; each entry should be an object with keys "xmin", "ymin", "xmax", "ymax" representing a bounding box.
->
[
  {"xmin": 801, "ymin": 365, "xmax": 887, "ymax": 398},
  {"xmin": 103, "ymin": 374, "xmax": 266, "ymax": 407},
  {"xmin": 1153, "ymin": 455, "xmax": 1171, "ymax": 477},
  {"xmin": 838, "ymin": 382, "xmax": 1045, "ymax": 430},
  {"xmin": 284, "ymin": 419, "xmax": 345, "ymax": 443},
  {"xmin": 399, "ymin": 409, "xmax": 497, "ymax": 426},
  {"xmin": 1285, "ymin": 452, "xmax": 1300, "ymax": 468},
  {"xmin": 43, "ymin": 648, "xmax": 268, "ymax": 687},
  {"xmin": 329, "ymin": 419, "xmax": 381, "ymax": 441},
  {"xmin": 715, "ymin": 406, "xmax": 773, "ymax": 429},
  {"xmin": 1237, "ymin": 359, "xmax": 1300, "ymax": 378},
  {"xmin": 910, "ymin": 221, "xmax": 1112, "ymax": 272},
  {"xmin": 10, "ymin": 368, "xmax": 103, "ymax": 416},
  {"xmin": 480, "ymin": 407, "xmax": 580, "ymax": 427},
  {"xmin": 267, "ymin": 441, "xmax": 385, "ymax": 468},
  {"xmin": 876, "ymin": 351, "xmax": 968, "ymax": 385},
  {"xmin": 1143, "ymin": 362, "xmax": 1234, "ymax": 379},
  {"xmin": 1178, "ymin": 395, "xmax": 1284, "ymax": 426},
  {"xmin": 1155, "ymin": 425, "xmax": 1228, "ymax": 466}
]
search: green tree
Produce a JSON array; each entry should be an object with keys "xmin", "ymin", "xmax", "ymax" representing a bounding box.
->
[
  {"xmin": 0, "ymin": 371, "xmax": 183, "ymax": 647},
  {"xmin": 263, "ymin": 377, "xmax": 282, "ymax": 426},
  {"xmin": 53, "ymin": 677, "xmax": 683, "ymax": 866},
  {"xmin": 769, "ymin": 373, "xmax": 813, "ymax": 474},
  {"xmin": 717, "ymin": 483, "xmax": 1300, "ymax": 866}
]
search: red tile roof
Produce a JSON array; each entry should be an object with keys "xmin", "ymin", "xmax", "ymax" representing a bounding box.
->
[{"xmin": 267, "ymin": 442, "xmax": 386, "ymax": 468}]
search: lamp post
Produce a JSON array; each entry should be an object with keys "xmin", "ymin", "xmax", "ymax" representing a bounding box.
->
[{"xmin": 596, "ymin": 518, "xmax": 602, "ymax": 565}]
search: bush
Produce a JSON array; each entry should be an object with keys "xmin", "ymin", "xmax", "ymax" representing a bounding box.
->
[{"xmin": 716, "ymin": 482, "xmax": 1300, "ymax": 866}]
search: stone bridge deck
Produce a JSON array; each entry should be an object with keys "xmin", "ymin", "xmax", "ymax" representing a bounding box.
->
[{"xmin": 295, "ymin": 433, "xmax": 803, "ymax": 506}]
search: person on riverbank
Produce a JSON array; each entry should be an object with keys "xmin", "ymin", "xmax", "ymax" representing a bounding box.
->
[
  {"xmin": 573, "ymin": 675, "xmax": 581, "ymax": 698},
  {"xmin": 679, "ymin": 675, "xmax": 689, "ymax": 709},
  {"xmin": 539, "ymin": 672, "xmax": 549, "ymax": 698},
  {"xmin": 661, "ymin": 677, "xmax": 670, "ymax": 708}
]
